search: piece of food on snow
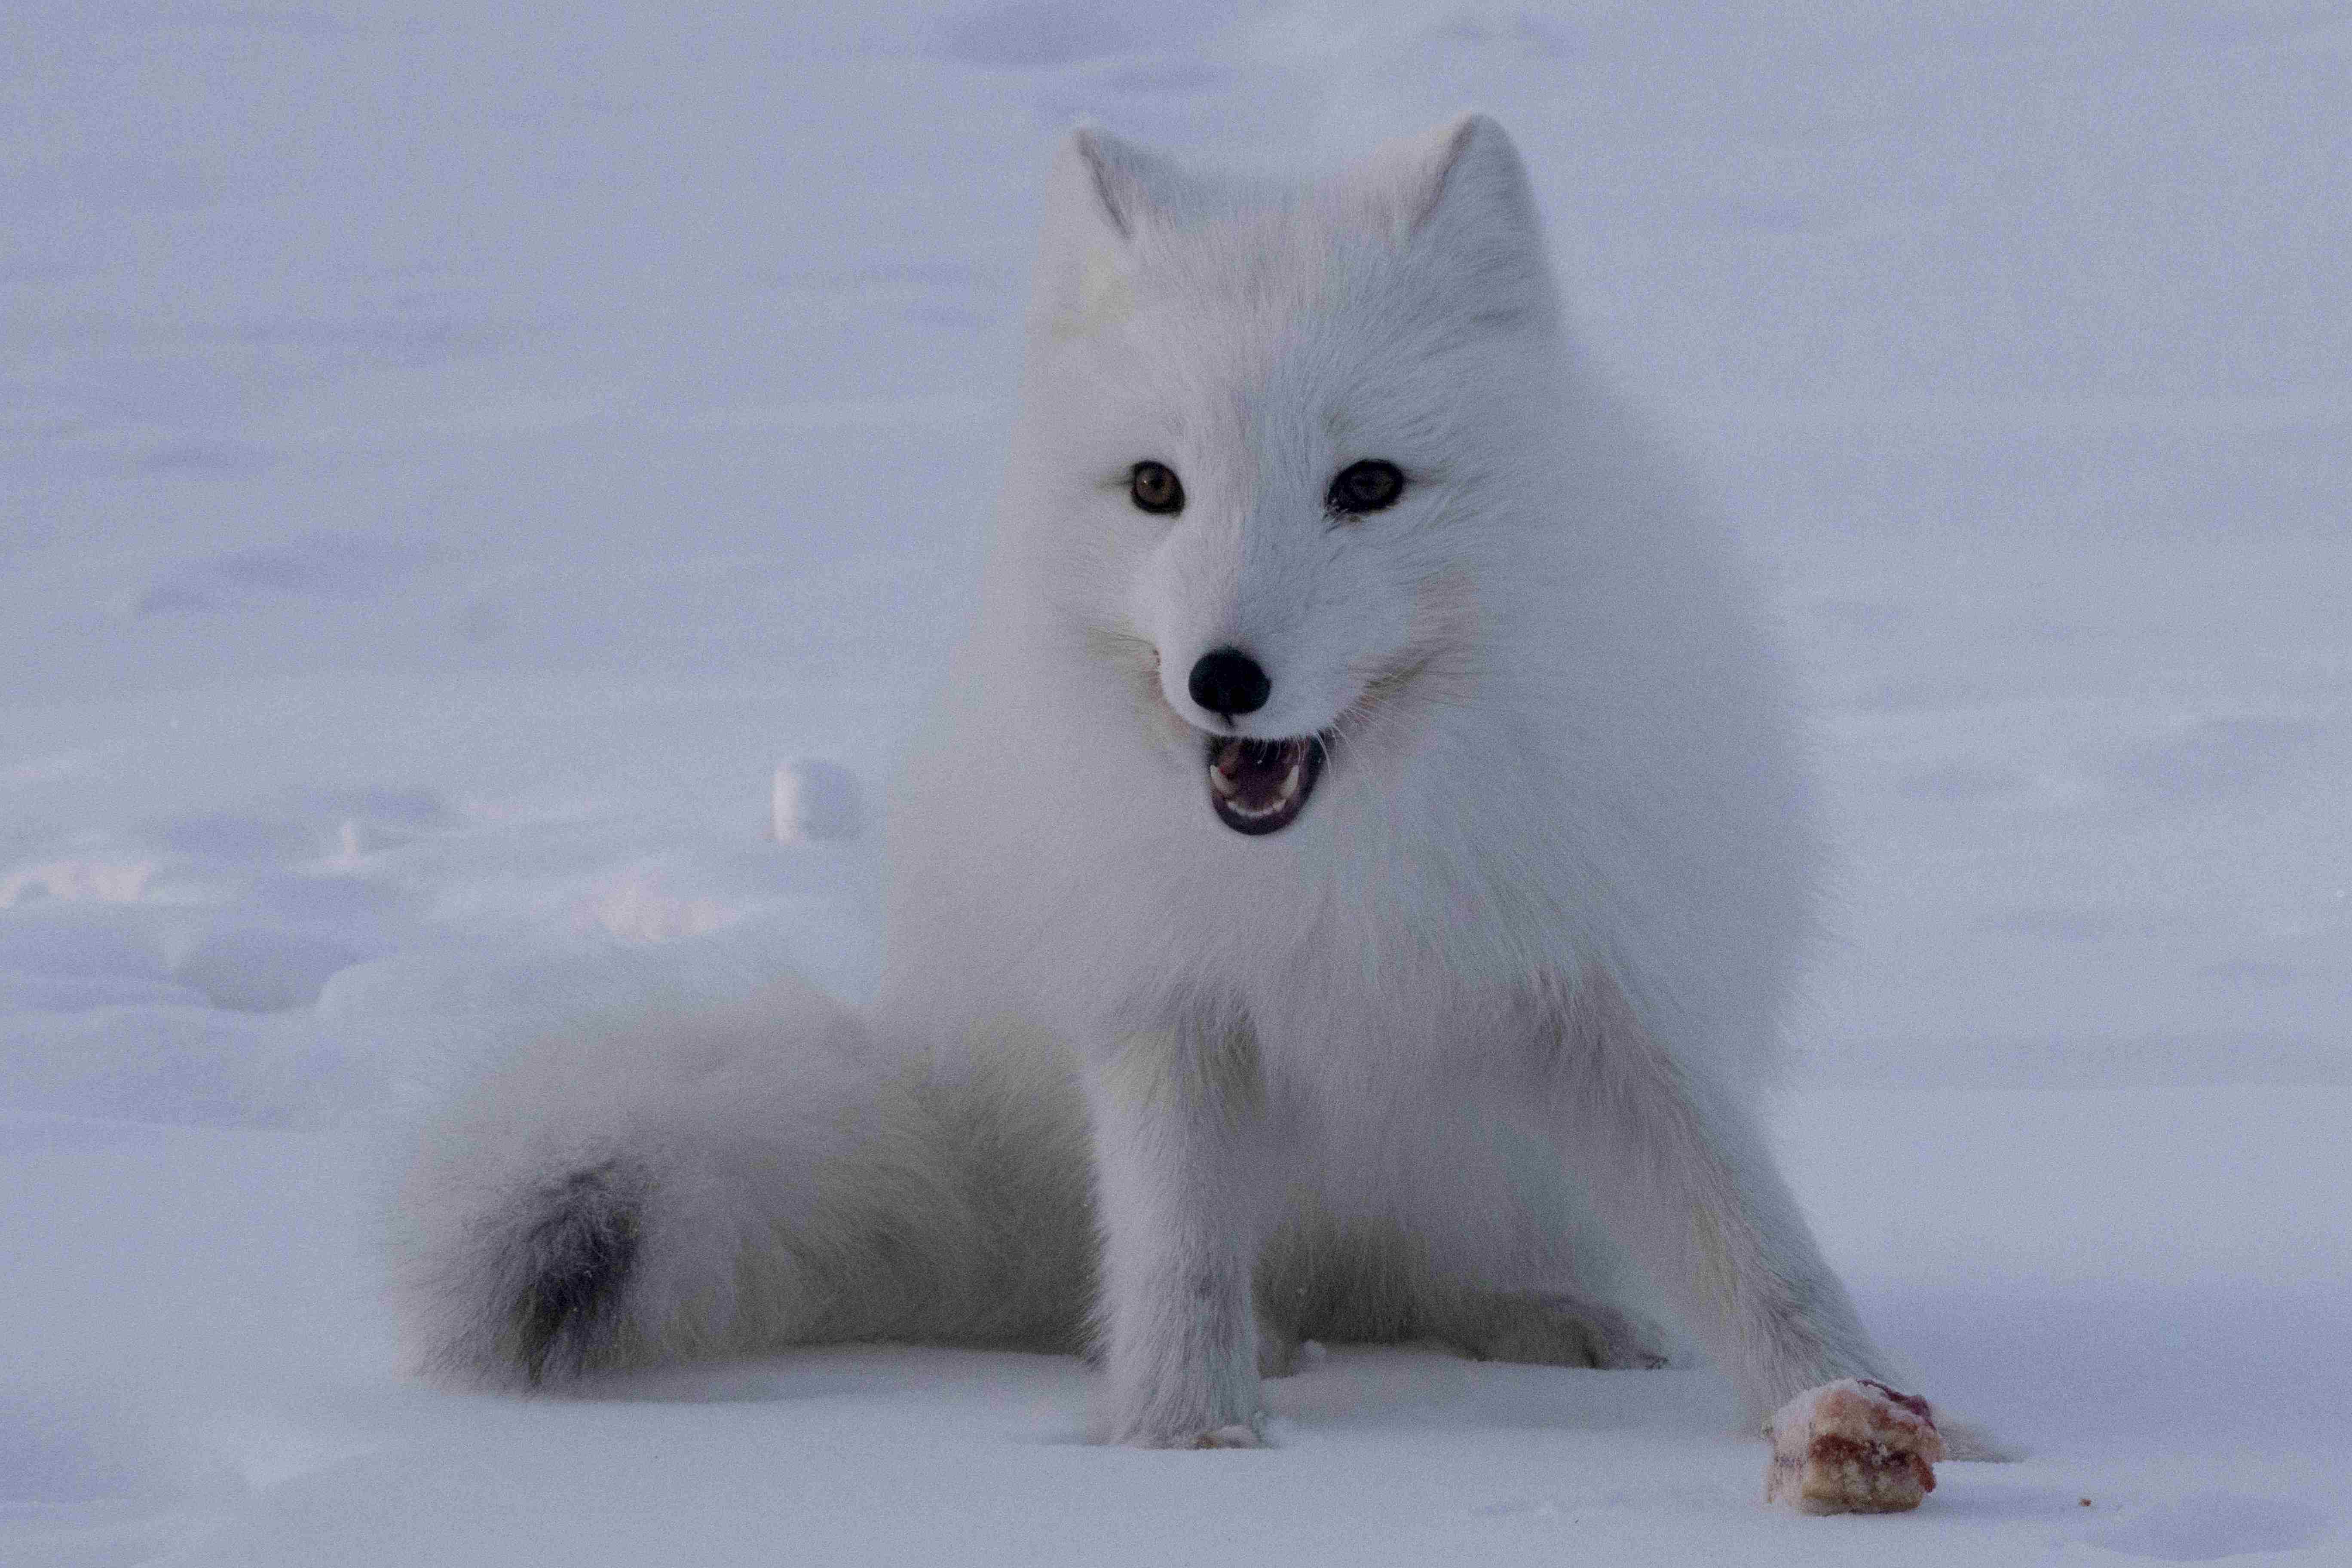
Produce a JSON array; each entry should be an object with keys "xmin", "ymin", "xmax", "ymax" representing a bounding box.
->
[{"xmin": 1765, "ymin": 1378, "xmax": 1945, "ymax": 1515}]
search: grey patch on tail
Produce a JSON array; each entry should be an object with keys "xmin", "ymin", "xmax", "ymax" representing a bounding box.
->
[{"xmin": 501, "ymin": 1159, "xmax": 648, "ymax": 1385}]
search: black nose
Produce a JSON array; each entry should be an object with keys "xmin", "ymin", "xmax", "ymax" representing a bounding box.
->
[{"xmin": 1188, "ymin": 646, "xmax": 1270, "ymax": 720}]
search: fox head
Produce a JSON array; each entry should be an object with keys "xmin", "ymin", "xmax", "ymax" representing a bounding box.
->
[{"xmin": 992, "ymin": 115, "xmax": 1571, "ymax": 839}]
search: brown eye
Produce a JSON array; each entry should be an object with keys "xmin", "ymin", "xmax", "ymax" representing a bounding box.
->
[
  {"xmin": 1327, "ymin": 459, "xmax": 1405, "ymax": 516},
  {"xmin": 1130, "ymin": 461, "xmax": 1184, "ymax": 515}
]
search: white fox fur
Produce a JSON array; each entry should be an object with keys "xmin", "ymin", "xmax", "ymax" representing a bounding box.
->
[{"xmin": 397, "ymin": 114, "xmax": 1978, "ymax": 1456}]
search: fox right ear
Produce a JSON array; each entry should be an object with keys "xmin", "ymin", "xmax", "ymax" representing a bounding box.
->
[
  {"xmin": 1063, "ymin": 126, "xmax": 1185, "ymax": 240},
  {"xmin": 1033, "ymin": 127, "xmax": 1185, "ymax": 338}
]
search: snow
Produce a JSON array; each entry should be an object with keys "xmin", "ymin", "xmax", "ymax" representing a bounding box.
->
[{"xmin": 3, "ymin": 1, "xmax": 2346, "ymax": 1563}]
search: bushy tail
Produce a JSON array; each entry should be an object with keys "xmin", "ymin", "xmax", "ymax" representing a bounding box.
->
[{"xmin": 391, "ymin": 976, "xmax": 1094, "ymax": 1386}]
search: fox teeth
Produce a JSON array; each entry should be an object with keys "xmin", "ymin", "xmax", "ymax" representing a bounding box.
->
[{"xmin": 1202, "ymin": 733, "xmax": 1326, "ymax": 836}]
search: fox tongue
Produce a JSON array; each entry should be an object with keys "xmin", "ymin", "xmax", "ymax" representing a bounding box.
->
[{"xmin": 1209, "ymin": 737, "xmax": 1303, "ymax": 815}]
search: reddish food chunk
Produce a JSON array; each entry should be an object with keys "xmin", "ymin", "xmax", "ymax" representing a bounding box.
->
[{"xmin": 1765, "ymin": 1378, "xmax": 1945, "ymax": 1515}]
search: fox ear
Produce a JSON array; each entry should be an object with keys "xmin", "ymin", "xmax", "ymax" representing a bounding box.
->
[
  {"xmin": 1063, "ymin": 125, "xmax": 1192, "ymax": 240},
  {"xmin": 1389, "ymin": 113, "xmax": 1541, "ymax": 243},
  {"xmin": 1359, "ymin": 113, "xmax": 1552, "ymax": 325},
  {"xmin": 1031, "ymin": 126, "xmax": 1192, "ymax": 337}
]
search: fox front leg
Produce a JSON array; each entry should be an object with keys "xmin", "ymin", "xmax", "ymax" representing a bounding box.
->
[
  {"xmin": 1538, "ymin": 967, "xmax": 1899, "ymax": 1427},
  {"xmin": 1084, "ymin": 1021, "xmax": 1277, "ymax": 1447}
]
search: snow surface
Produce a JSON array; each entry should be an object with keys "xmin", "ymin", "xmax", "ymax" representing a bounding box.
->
[{"xmin": 3, "ymin": 2, "xmax": 2347, "ymax": 1563}]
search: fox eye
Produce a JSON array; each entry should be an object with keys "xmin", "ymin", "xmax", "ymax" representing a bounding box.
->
[
  {"xmin": 1129, "ymin": 461, "xmax": 1185, "ymax": 515},
  {"xmin": 1327, "ymin": 459, "xmax": 1406, "ymax": 516}
]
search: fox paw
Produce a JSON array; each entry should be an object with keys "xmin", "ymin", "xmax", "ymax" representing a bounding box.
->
[
  {"xmin": 1765, "ymin": 1379, "xmax": 1945, "ymax": 1515},
  {"xmin": 1186, "ymin": 1422, "xmax": 1268, "ymax": 1449},
  {"xmin": 1098, "ymin": 1407, "xmax": 1269, "ymax": 1449}
]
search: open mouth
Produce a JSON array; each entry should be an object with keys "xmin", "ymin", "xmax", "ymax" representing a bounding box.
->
[{"xmin": 1205, "ymin": 733, "xmax": 1327, "ymax": 836}]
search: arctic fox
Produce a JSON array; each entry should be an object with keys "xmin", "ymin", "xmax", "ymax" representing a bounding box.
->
[{"xmin": 399, "ymin": 116, "xmax": 1975, "ymax": 1481}]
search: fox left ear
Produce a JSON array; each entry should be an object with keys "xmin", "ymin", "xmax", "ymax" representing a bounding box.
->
[
  {"xmin": 1354, "ymin": 113, "xmax": 1553, "ymax": 327},
  {"xmin": 1389, "ymin": 113, "xmax": 1541, "ymax": 244}
]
